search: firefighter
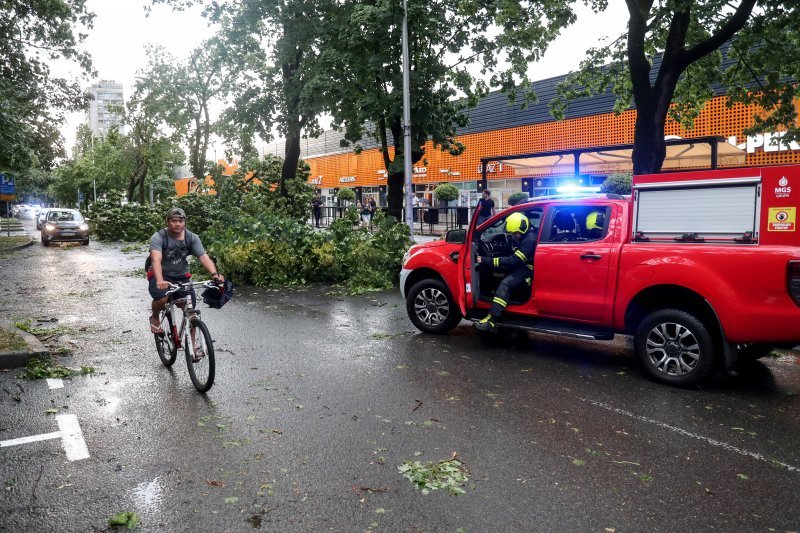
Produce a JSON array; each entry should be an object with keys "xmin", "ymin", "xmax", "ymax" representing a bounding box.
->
[{"xmin": 475, "ymin": 212, "xmax": 537, "ymax": 333}]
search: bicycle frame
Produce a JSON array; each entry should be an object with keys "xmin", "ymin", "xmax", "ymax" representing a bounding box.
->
[{"xmin": 161, "ymin": 281, "xmax": 208, "ymax": 349}]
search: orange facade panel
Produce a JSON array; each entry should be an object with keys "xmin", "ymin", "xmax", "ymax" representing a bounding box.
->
[{"xmin": 305, "ymin": 94, "xmax": 800, "ymax": 187}]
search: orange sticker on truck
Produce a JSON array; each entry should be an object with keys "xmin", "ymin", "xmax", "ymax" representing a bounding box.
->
[{"xmin": 768, "ymin": 207, "xmax": 796, "ymax": 231}]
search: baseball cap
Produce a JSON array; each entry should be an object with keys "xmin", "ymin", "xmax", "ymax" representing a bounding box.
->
[{"xmin": 166, "ymin": 207, "xmax": 186, "ymax": 220}]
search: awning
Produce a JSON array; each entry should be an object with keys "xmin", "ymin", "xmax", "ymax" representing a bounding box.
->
[{"xmin": 487, "ymin": 137, "xmax": 746, "ymax": 177}]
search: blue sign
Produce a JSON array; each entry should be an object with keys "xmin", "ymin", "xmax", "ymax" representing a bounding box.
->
[
  {"xmin": 0, "ymin": 173, "xmax": 15, "ymax": 195},
  {"xmin": 78, "ymin": 192, "xmax": 85, "ymax": 202}
]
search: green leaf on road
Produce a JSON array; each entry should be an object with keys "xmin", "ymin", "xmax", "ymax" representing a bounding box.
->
[
  {"xmin": 108, "ymin": 511, "xmax": 139, "ymax": 529},
  {"xmin": 737, "ymin": 473, "xmax": 749, "ymax": 480},
  {"xmin": 224, "ymin": 497, "xmax": 239, "ymax": 504}
]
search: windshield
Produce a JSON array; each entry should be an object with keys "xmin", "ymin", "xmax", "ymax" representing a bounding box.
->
[{"xmin": 48, "ymin": 211, "xmax": 83, "ymax": 222}]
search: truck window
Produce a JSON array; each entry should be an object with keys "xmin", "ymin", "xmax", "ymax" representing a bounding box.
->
[{"xmin": 544, "ymin": 206, "xmax": 610, "ymax": 243}]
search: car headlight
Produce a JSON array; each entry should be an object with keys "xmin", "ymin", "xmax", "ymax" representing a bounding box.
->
[
  {"xmin": 402, "ymin": 250, "xmax": 411, "ymax": 267},
  {"xmin": 79, "ymin": 223, "xmax": 89, "ymax": 231},
  {"xmin": 45, "ymin": 224, "xmax": 56, "ymax": 231}
]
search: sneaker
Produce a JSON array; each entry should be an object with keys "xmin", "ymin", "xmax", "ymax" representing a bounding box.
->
[{"xmin": 474, "ymin": 315, "xmax": 497, "ymax": 333}]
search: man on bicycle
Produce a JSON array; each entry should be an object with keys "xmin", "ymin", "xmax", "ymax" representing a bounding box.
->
[{"xmin": 148, "ymin": 207, "xmax": 224, "ymax": 334}]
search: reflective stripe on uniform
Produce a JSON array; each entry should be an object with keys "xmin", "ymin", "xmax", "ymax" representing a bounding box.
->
[
  {"xmin": 492, "ymin": 296, "xmax": 507, "ymax": 308},
  {"xmin": 514, "ymin": 249, "xmax": 527, "ymax": 262},
  {"xmin": 493, "ymin": 257, "xmax": 500, "ymax": 268}
]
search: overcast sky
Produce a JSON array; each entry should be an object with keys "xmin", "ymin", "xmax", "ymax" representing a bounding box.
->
[{"xmin": 56, "ymin": 0, "xmax": 630, "ymax": 155}]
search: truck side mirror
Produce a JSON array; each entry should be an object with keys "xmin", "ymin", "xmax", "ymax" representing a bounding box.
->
[{"xmin": 445, "ymin": 228, "xmax": 467, "ymax": 243}]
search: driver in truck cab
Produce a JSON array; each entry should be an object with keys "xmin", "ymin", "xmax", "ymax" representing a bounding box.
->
[{"xmin": 475, "ymin": 212, "xmax": 537, "ymax": 333}]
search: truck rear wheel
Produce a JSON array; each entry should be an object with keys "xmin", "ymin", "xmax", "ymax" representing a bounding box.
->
[
  {"xmin": 406, "ymin": 279, "xmax": 462, "ymax": 334},
  {"xmin": 634, "ymin": 309, "xmax": 716, "ymax": 386}
]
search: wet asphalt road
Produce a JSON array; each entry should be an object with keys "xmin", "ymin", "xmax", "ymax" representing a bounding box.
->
[{"xmin": 1, "ymin": 219, "xmax": 799, "ymax": 532}]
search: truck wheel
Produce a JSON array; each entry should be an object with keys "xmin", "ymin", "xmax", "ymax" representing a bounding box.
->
[
  {"xmin": 406, "ymin": 279, "xmax": 462, "ymax": 334},
  {"xmin": 634, "ymin": 309, "xmax": 716, "ymax": 386}
]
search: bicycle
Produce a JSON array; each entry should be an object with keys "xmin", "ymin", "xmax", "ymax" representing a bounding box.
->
[{"xmin": 153, "ymin": 280, "xmax": 219, "ymax": 393}]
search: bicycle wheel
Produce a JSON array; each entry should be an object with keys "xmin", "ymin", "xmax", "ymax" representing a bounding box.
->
[
  {"xmin": 155, "ymin": 313, "xmax": 177, "ymax": 367},
  {"xmin": 184, "ymin": 319, "xmax": 215, "ymax": 393}
]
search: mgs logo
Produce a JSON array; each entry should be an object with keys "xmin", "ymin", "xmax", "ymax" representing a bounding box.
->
[{"xmin": 775, "ymin": 176, "xmax": 792, "ymax": 198}]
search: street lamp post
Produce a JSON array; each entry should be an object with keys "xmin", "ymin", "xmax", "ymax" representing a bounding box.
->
[{"xmin": 401, "ymin": 0, "xmax": 413, "ymax": 237}]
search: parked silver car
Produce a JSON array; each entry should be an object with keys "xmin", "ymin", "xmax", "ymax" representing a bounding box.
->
[{"xmin": 41, "ymin": 209, "xmax": 89, "ymax": 246}]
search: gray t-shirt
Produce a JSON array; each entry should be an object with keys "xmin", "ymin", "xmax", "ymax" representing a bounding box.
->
[{"xmin": 149, "ymin": 229, "xmax": 206, "ymax": 277}]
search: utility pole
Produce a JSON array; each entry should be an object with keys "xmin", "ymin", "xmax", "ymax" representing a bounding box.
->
[{"xmin": 401, "ymin": 0, "xmax": 414, "ymax": 237}]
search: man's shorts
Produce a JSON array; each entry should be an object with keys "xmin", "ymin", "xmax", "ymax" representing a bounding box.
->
[{"xmin": 148, "ymin": 273, "xmax": 194, "ymax": 302}]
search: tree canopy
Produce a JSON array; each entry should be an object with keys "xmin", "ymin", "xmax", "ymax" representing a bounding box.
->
[
  {"xmin": 0, "ymin": 0, "xmax": 95, "ymax": 173},
  {"xmin": 495, "ymin": 0, "xmax": 800, "ymax": 174}
]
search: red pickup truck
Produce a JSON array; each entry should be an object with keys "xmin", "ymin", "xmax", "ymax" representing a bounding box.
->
[{"xmin": 400, "ymin": 164, "xmax": 800, "ymax": 386}]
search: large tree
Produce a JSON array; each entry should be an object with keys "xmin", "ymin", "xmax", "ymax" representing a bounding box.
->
[
  {"xmin": 214, "ymin": 0, "xmax": 333, "ymax": 197},
  {"xmin": 0, "ymin": 0, "xmax": 95, "ymax": 173},
  {"xmin": 153, "ymin": 0, "xmax": 333, "ymax": 198},
  {"xmin": 496, "ymin": 0, "xmax": 799, "ymax": 175},
  {"xmin": 325, "ymin": 0, "xmax": 498, "ymax": 219},
  {"xmin": 134, "ymin": 40, "xmax": 232, "ymax": 182}
]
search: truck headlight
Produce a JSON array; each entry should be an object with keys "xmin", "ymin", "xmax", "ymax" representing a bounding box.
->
[
  {"xmin": 79, "ymin": 223, "xmax": 89, "ymax": 231},
  {"xmin": 45, "ymin": 224, "xmax": 56, "ymax": 231}
]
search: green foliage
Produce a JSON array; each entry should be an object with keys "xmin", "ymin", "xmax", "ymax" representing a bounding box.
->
[
  {"xmin": 0, "ymin": 0, "xmax": 93, "ymax": 175},
  {"xmin": 107, "ymin": 511, "xmax": 140, "ymax": 530},
  {"xmin": 507, "ymin": 192, "xmax": 529, "ymax": 206},
  {"xmin": 172, "ymin": 193, "xmax": 219, "ymax": 236},
  {"xmin": 238, "ymin": 155, "xmax": 315, "ymax": 222},
  {"xmin": 203, "ymin": 209, "xmax": 411, "ymax": 293},
  {"xmin": 88, "ymin": 198, "xmax": 162, "ymax": 242},
  {"xmin": 433, "ymin": 184, "xmax": 459, "ymax": 203},
  {"xmin": 493, "ymin": 1, "xmax": 799, "ymax": 174},
  {"xmin": 599, "ymin": 173, "xmax": 632, "ymax": 195},
  {"xmin": 19, "ymin": 356, "xmax": 95, "ymax": 380},
  {"xmin": 398, "ymin": 457, "xmax": 469, "ymax": 495},
  {"xmin": 336, "ymin": 188, "xmax": 356, "ymax": 203}
]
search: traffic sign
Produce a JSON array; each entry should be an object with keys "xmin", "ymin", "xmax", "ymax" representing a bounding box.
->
[{"xmin": 0, "ymin": 173, "xmax": 16, "ymax": 201}]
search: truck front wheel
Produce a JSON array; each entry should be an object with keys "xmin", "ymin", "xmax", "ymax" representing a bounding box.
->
[
  {"xmin": 406, "ymin": 279, "xmax": 462, "ymax": 334},
  {"xmin": 634, "ymin": 309, "xmax": 716, "ymax": 386}
]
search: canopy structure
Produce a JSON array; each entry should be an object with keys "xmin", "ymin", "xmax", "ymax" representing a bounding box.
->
[{"xmin": 482, "ymin": 137, "xmax": 746, "ymax": 179}]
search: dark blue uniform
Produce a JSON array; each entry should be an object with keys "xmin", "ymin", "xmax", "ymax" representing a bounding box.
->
[{"xmin": 481, "ymin": 230, "xmax": 537, "ymax": 318}]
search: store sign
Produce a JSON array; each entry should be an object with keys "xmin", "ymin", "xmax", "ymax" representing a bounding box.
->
[
  {"xmin": 476, "ymin": 162, "xmax": 503, "ymax": 174},
  {"xmin": 310, "ymin": 176, "xmax": 323, "ymax": 185},
  {"xmin": 728, "ymin": 132, "xmax": 800, "ymax": 154},
  {"xmin": 413, "ymin": 166, "xmax": 427, "ymax": 176},
  {"xmin": 339, "ymin": 176, "xmax": 356, "ymax": 183}
]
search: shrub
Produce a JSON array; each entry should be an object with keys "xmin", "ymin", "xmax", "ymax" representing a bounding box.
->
[
  {"xmin": 202, "ymin": 209, "xmax": 411, "ymax": 293},
  {"xmin": 508, "ymin": 192, "xmax": 529, "ymax": 206},
  {"xmin": 337, "ymin": 188, "xmax": 355, "ymax": 203},
  {"xmin": 600, "ymin": 173, "xmax": 632, "ymax": 195},
  {"xmin": 433, "ymin": 183, "xmax": 459, "ymax": 203},
  {"xmin": 88, "ymin": 200, "xmax": 162, "ymax": 242}
]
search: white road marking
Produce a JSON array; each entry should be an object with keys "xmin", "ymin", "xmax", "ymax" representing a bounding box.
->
[
  {"xmin": 46, "ymin": 378, "xmax": 64, "ymax": 389},
  {"xmin": 0, "ymin": 432, "xmax": 61, "ymax": 447},
  {"xmin": 56, "ymin": 414, "xmax": 90, "ymax": 461},
  {"xmin": 0, "ymin": 415, "xmax": 89, "ymax": 462},
  {"xmin": 580, "ymin": 397, "xmax": 799, "ymax": 473}
]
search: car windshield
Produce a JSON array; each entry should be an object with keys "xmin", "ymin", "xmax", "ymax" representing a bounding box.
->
[{"xmin": 48, "ymin": 211, "xmax": 82, "ymax": 222}]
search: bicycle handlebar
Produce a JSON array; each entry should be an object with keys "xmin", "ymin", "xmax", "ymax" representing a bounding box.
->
[{"xmin": 164, "ymin": 280, "xmax": 220, "ymax": 295}]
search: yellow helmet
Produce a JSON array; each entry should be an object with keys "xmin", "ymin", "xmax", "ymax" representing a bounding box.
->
[
  {"xmin": 586, "ymin": 211, "xmax": 603, "ymax": 230},
  {"xmin": 505, "ymin": 212, "xmax": 529, "ymax": 234}
]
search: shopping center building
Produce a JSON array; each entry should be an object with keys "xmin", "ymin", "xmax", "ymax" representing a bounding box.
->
[{"xmin": 199, "ymin": 66, "xmax": 799, "ymax": 208}]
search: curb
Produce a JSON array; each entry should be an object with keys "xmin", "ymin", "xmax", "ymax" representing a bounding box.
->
[
  {"xmin": 0, "ymin": 318, "xmax": 48, "ymax": 369},
  {"xmin": 0, "ymin": 235, "xmax": 33, "ymax": 253}
]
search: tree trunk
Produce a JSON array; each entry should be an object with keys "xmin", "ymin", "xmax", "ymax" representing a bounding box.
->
[
  {"xmin": 386, "ymin": 172, "xmax": 404, "ymax": 221},
  {"xmin": 281, "ymin": 122, "xmax": 301, "ymax": 198}
]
